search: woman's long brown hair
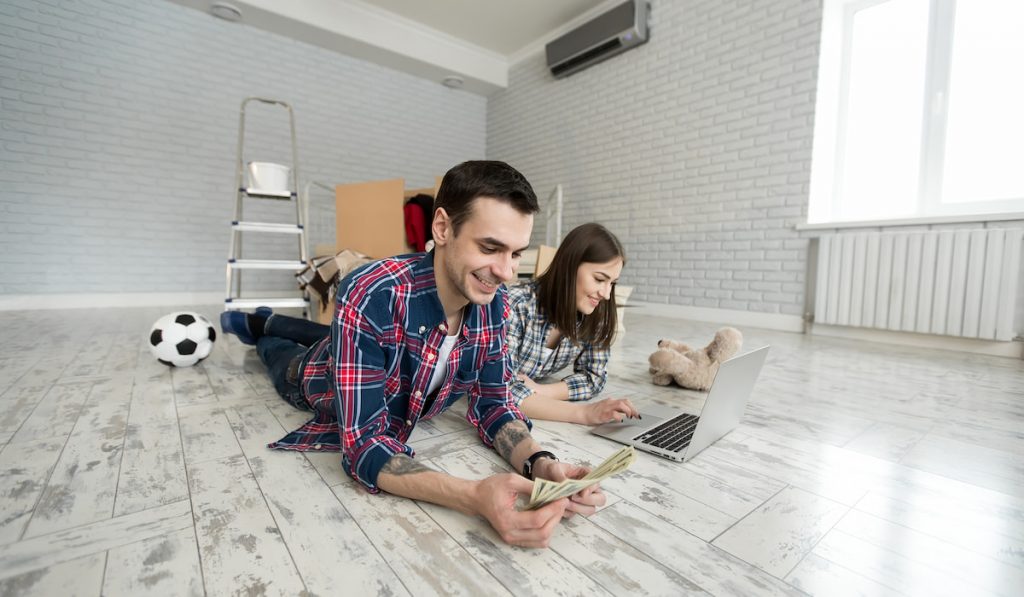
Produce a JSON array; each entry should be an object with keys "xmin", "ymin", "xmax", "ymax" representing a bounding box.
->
[{"xmin": 536, "ymin": 223, "xmax": 626, "ymax": 349}]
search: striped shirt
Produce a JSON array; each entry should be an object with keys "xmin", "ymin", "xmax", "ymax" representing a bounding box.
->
[
  {"xmin": 505, "ymin": 280, "xmax": 610, "ymax": 405},
  {"xmin": 269, "ymin": 253, "xmax": 529, "ymax": 492}
]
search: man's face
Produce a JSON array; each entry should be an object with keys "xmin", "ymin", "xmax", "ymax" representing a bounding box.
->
[{"xmin": 435, "ymin": 197, "xmax": 533, "ymax": 306}]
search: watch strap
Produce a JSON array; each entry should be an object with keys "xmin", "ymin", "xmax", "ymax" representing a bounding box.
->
[{"xmin": 522, "ymin": 450, "xmax": 557, "ymax": 480}]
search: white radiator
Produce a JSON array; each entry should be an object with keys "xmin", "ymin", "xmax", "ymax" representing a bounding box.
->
[{"xmin": 814, "ymin": 229, "xmax": 1023, "ymax": 341}]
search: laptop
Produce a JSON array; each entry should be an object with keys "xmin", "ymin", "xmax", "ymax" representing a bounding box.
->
[{"xmin": 592, "ymin": 346, "xmax": 769, "ymax": 462}]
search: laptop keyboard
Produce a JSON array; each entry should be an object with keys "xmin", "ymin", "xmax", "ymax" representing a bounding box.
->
[{"xmin": 633, "ymin": 413, "xmax": 700, "ymax": 453}]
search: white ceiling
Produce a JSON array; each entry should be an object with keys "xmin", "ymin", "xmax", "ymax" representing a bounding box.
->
[
  {"xmin": 170, "ymin": 0, "xmax": 619, "ymax": 94},
  {"xmin": 364, "ymin": 0, "xmax": 606, "ymax": 56}
]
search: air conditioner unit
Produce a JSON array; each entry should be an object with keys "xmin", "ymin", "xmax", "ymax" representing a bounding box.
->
[{"xmin": 545, "ymin": 1, "xmax": 650, "ymax": 79}]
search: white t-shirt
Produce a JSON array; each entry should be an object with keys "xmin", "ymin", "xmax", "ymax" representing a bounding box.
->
[{"xmin": 426, "ymin": 334, "xmax": 459, "ymax": 396}]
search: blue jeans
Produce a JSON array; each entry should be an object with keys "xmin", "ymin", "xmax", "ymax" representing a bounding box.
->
[{"xmin": 256, "ymin": 314, "xmax": 329, "ymax": 411}]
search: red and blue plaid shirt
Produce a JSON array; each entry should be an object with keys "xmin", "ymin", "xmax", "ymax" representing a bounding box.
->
[{"xmin": 269, "ymin": 253, "xmax": 529, "ymax": 492}]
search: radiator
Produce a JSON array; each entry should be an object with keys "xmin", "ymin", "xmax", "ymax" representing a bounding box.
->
[{"xmin": 813, "ymin": 229, "xmax": 1023, "ymax": 341}]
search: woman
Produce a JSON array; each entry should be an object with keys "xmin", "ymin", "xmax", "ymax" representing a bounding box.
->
[{"xmin": 507, "ymin": 223, "xmax": 639, "ymax": 425}]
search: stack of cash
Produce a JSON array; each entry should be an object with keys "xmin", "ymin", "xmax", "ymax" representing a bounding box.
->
[{"xmin": 524, "ymin": 446, "xmax": 636, "ymax": 510}]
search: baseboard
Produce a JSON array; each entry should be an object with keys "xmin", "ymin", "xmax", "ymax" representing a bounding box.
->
[
  {"xmin": 630, "ymin": 302, "xmax": 806, "ymax": 333},
  {"xmin": 0, "ymin": 291, "xmax": 297, "ymax": 311},
  {"xmin": 810, "ymin": 323, "xmax": 1024, "ymax": 359}
]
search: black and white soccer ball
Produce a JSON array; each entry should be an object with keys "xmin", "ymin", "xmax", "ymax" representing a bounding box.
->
[{"xmin": 148, "ymin": 312, "xmax": 217, "ymax": 367}]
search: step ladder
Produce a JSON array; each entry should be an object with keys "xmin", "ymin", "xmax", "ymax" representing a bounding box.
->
[{"xmin": 225, "ymin": 97, "xmax": 310, "ymax": 314}]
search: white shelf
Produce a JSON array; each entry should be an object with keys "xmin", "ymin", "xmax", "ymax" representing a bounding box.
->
[
  {"xmin": 228, "ymin": 259, "xmax": 305, "ymax": 270},
  {"xmin": 240, "ymin": 187, "xmax": 295, "ymax": 199},
  {"xmin": 225, "ymin": 297, "xmax": 309, "ymax": 309},
  {"xmin": 232, "ymin": 221, "xmax": 303, "ymax": 234}
]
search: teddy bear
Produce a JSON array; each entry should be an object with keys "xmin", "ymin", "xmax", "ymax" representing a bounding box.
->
[{"xmin": 648, "ymin": 327, "xmax": 743, "ymax": 391}]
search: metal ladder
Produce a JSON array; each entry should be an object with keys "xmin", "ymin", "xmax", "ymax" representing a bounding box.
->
[{"xmin": 224, "ymin": 97, "xmax": 310, "ymax": 314}]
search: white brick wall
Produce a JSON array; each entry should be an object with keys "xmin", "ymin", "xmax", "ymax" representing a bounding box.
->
[
  {"xmin": 0, "ymin": 0, "xmax": 485, "ymax": 295},
  {"xmin": 487, "ymin": 0, "xmax": 821, "ymax": 317}
]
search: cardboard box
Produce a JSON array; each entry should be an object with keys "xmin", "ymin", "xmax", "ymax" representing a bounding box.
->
[
  {"xmin": 298, "ymin": 248, "xmax": 372, "ymax": 325},
  {"xmin": 612, "ymin": 285, "xmax": 634, "ymax": 346},
  {"xmin": 335, "ymin": 179, "xmax": 408, "ymax": 259},
  {"xmin": 334, "ymin": 176, "xmax": 443, "ymax": 259},
  {"xmin": 534, "ymin": 245, "xmax": 557, "ymax": 278}
]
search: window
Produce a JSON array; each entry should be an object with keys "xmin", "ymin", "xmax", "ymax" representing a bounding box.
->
[{"xmin": 808, "ymin": 0, "xmax": 1024, "ymax": 224}]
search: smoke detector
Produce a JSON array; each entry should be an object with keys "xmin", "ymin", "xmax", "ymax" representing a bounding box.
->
[
  {"xmin": 441, "ymin": 76, "xmax": 464, "ymax": 89},
  {"xmin": 210, "ymin": 2, "xmax": 242, "ymax": 22}
]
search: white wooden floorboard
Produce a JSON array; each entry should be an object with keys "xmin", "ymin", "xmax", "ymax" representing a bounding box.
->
[
  {"xmin": 199, "ymin": 346, "xmax": 260, "ymax": 402},
  {"xmin": 0, "ymin": 500, "xmax": 192, "ymax": 581},
  {"xmin": 853, "ymin": 488, "xmax": 1024, "ymax": 569},
  {"xmin": 225, "ymin": 403, "xmax": 411, "ymax": 595},
  {"xmin": 23, "ymin": 376, "xmax": 133, "ymax": 539},
  {"xmin": 102, "ymin": 527, "xmax": 204, "ymax": 597},
  {"xmin": 900, "ymin": 434, "xmax": 1024, "ymax": 497},
  {"xmin": 0, "ymin": 305, "xmax": 1022, "ymax": 596},
  {"xmin": 842, "ymin": 422, "xmax": 929, "ymax": 462},
  {"xmin": 833, "ymin": 509, "xmax": 1024, "ymax": 597},
  {"xmin": 0, "ymin": 551, "xmax": 106, "ymax": 597},
  {"xmin": 0, "ymin": 383, "xmax": 49, "ymax": 448},
  {"xmin": 113, "ymin": 377, "xmax": 188, "ymax": 516},
  {"xmin": 7, "ymin": 380, "xmax": 94, "ymax": 446},
  {"xmin": 187, "ymin": 453, "xmax": 307, "ymax": 596},
  {"xmin": 711, "ymin": 486, "xmax": 848, "ymax": 578},
  {"xmin": 99, "ymin": 331, "xmax": 143, "ymax": 377},
  {"xmin": 786, "ymin": 552, "xmax": 902, "ymax": 597},
  {"xmin": 429, "ymin": 447, "xmax": 617, "ymax": 592},
  {"xmin": 170, "ymin": 365, "xmax": 218, "ymax": 409},
  {"xmin": 0, "ymin": 436, "xmax": 69, "ymax": 546},
  {"xmin": 810, "ymin": 530, "xmax": 991, "ymax": 597},
  {"xmin": 551, "ymin": 515, "xmax": 713, "ymax": 596},
  {"xmin": 587, "ymin": 502, "xmax": 803, "ymax": 596},
  {"xmin": 178, "ymin": 409, "xmax": 244, "ymax": 467},
  {"xmin": 62, "ymin": 333, "xmax": 116, "ymax": 380},
  {"xmin": 329, "ymin": 478, "xmax": 497, "ymax": 596}
]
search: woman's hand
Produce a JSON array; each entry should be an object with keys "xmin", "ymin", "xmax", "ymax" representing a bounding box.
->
[
  {"xmin": 516, "ymin": 373, "xmax": 540, "ymax": 392},
  {"xmin": 584, "ymin": 397, "xmax": 640, "ymax": 425}
]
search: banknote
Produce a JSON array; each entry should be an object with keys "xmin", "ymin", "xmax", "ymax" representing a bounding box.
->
[{"xmin": 524, "ymin": 446, "xmax": 636, "ymax": 510}]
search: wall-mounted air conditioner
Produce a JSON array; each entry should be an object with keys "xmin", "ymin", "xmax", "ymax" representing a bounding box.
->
[{"xmin": 545, "ymin": 1, "xmax": 650, "ymax": 79}]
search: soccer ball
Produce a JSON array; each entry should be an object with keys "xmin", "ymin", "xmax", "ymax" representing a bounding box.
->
[{"xmin": 148, "ymin": 312, "xmax": 217, "ymax": 367}]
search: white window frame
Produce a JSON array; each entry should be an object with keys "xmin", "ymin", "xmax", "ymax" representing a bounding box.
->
[{"xmin": 809, "ymin": 0, "xmax": 1024, "ymax": 225}]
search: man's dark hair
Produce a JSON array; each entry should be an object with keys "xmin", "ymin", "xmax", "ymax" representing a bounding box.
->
[{"xmin": 433, "ymin": 161, "xmax": 539, "ymax": 234}]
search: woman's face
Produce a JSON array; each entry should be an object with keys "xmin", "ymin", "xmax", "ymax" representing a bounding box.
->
[{"xmin": 575, "ymin": 257, "xmax": 624, "ymax": 315}]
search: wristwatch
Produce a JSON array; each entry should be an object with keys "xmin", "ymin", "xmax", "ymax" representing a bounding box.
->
[{"xmin": 522, "ymin": 450, "xmax": 558, "ymax": 480}]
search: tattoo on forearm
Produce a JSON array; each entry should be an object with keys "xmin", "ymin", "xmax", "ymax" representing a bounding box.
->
[
  {"xmin": 494, "ymin": 420, "xmax": 531, "ymax": 465},
  {"xmin": 380, "ymin": 454, "xmax": 432, "ymax": 476}
]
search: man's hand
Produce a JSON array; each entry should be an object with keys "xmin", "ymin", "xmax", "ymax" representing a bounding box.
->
[
  {"xmin": 532, "ymin": 458, "xmax": 607, "ymax": 518},
  {"xmin": 584, "ymin": 397, "xmax": 639, "ymax": 425},
  {"xmin": 474, "ymin": 473, "xmax": 568, "ymax": 548}
]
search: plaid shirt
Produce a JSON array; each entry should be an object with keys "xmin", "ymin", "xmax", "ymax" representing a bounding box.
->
[
  {"xmin": 269, "ymin": 253, "xmax": 529, "ymax": 492},
  {"xmin": 506, "ymin": 280, "xmax": 610, "ymax": 405}
]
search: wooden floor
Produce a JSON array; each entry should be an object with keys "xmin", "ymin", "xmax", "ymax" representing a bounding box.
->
[{"xmin": 0, "ymin": 305, "xmax": 1022, "ymax": 596}]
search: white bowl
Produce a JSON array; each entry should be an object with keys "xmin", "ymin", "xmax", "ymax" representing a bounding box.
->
[{"xmin": 247, "ymin": 161, "xmax": 291, "ymax": 192}]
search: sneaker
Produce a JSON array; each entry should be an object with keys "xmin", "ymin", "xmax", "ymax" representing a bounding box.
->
[{"xmin": 220, "ymin": 311, "xmax": 257, "ymax": 345}]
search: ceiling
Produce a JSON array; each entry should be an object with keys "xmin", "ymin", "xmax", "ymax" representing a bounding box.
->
[
  {"xmin": 364, "ymin": 0, "xmax": 606, "ymax": 56},
  {"xmin": 171, "ymin": 0, "xmax": 619, "ymax": 94}
]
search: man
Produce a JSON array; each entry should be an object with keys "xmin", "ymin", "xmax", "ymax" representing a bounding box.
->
[{"xmin": 221, "ymin": 161, "xmax": 604, "ymax": 548}]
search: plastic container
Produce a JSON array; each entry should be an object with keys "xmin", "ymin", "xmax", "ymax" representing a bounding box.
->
[{"xmin": 246, "ymin": 161, "xmax": 291, "ymax": 192}]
